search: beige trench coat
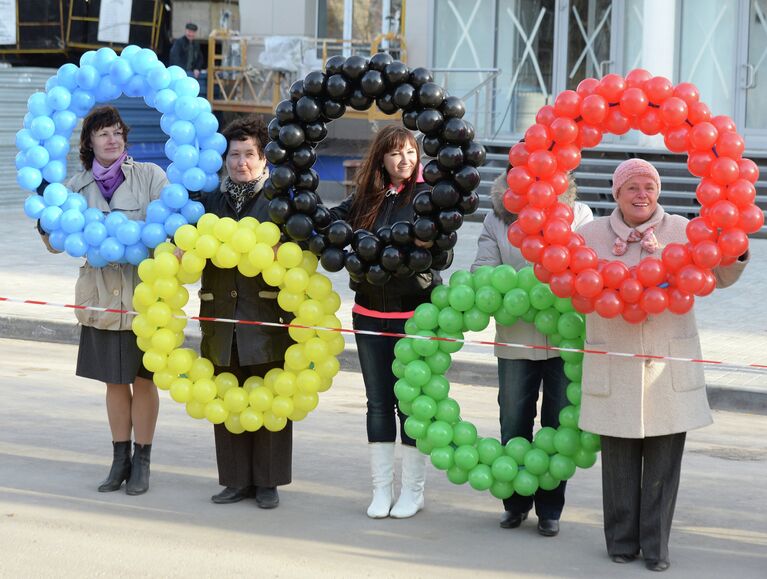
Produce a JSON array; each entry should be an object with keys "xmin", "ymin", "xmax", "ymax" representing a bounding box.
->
[{"xmin": 577, "ymin": 210, "xmax": 748, "ymax": 438}]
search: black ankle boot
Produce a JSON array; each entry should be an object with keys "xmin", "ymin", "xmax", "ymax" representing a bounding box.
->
[
  {"xmin": 98, "ymin": 441, "xmax": 132, "ymax": 492},
  {"xmin": 125, "ymin": 443, "xmax": 152, "ymax": 496}
]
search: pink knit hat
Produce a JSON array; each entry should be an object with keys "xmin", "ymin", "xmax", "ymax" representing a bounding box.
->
[{"xmin": 611, "ymin": 158, "xmax": 661, "ymax": 199}]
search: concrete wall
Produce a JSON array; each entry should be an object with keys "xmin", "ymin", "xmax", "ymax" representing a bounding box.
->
[
  {"xmin": 402, "ymin": 0, "xmax": 430, "ymax": 67},
  {"xmin": 172, "ymin": 1, "xmax": 241, "ymax": 38},
  {"xmin": 239, "ymin": 0, "xmax": 316, "ymax": 36}
]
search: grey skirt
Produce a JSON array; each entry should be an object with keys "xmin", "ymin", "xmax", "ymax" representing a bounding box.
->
[{"xmin": 76, "ymin": 326, "xmax": 152, "ymax": 384}]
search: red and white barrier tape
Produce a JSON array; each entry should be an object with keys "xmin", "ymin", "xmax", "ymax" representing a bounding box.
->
[{"xmin": 1, "ymin": 295, "xmax": 766, "ymax": 371}]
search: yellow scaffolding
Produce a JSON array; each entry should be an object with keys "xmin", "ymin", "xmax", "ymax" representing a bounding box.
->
[{"xmin": 0, "ymin": 0, "xmax": 66, "ymax": 55}]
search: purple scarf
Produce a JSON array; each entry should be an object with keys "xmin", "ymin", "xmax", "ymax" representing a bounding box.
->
[{"xmin": 92, "ymin": 151, "xmax": 128, "ymax": 200}]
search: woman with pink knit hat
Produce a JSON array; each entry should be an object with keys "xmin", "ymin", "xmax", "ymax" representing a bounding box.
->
[{"xmin": 576, "ymin": 158, "xmax": 749, "ymax": 571}]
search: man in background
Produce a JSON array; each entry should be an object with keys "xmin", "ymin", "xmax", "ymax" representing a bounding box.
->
[{"xmin": 169, "ymin": 22, "xmax": 204, "ymax": 78}]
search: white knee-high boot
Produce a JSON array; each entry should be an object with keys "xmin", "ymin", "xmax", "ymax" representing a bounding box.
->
[
  {"xmin": 367, "ymin": 442, "xmax": 395, "ymax": 518},
  {"xmin": 390, "ymin": 444, "xmax": 426, "ymax": 518}
]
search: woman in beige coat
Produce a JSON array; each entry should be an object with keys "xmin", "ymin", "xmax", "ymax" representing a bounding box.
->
[{"xmin": 577, "ymin": 158, "xmax": 748, "ymax": 572}]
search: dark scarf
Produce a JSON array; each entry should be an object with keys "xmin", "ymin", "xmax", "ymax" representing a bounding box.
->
[{"xmin": 224, "ymin": 168, "xmax": 268, "ymax": 213}]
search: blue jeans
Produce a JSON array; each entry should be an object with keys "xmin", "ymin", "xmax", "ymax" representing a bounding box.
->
[
  {"xmin": 498, "ymin": 357, "xmax": 569, "ymax": 519},
  {"xmin": 353, "ymin": 313, "xmax": 415, "ymax": 446}
]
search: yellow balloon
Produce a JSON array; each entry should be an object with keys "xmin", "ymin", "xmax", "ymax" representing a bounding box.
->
[
  {"xmin": 154, "ymin": 252, "xmax": 180, "ymax": 278},
  {"xmin": 165, "ymin": 286, "xmax": 189, "ymax": 309},
  {"xmin": 174, "ymin": 224, "xmax": 199, "ymax": 251},
  {"xmin": 243, "ymin": 375, "xmax": 264, "ymax": 392},
  {"xmin": 224, "ymin": 387, "xmax": 249, "ymax": 413},
  {"xmin": 224, "ymin": 413, "xmax": 245, "ymax": 434},
  {"xmin": 196, "ymin": 213, "xmax": 219, "ymax": 235},
  {"xmin": 271, "ymin": 396, "xmax": 294, "ymax": 418},
  {"xmin": 321, "ymin": 292, "xmax": 342, "ymax": 315},
  {"xmin": 215, "ymin": 243, "xmax": 240, "ymax": 269},
  {"xmin": 273, "ymin": 371, "xmax": 297, "ymax": 397},
  {"xmin": 262, "ymin": 262, "xmax": 286, "ymax": 287},
  {"xmin": 307, "ymin": 274, "xmax": 332, "ymax": 300},
  {"xmin": 177, "ymin": 268, "xmax": 202, "ymax": 285},
  {"xmin": 186, "ymin": 399, "xmax": 207, "ymax": 419},
  {"xmin": 153, "ymin": 369, "xmax": 176, "ymax": 390},
  {"xmin": 166, "ymin": 309, "xmax": 187, "ymax": 333},
  {"xmin": 315, "ymin": 356, "xmax": 340, "ymax": 379},
  {"xmin": 240, "ymin": 408, "xmax": 264, "ymax": 431},
  {"xmin": 263, "ymin": 411, "xmax": 287, "ymax": 432},
  {"xmin": 154, "ymin": 277, "xmax": 180, "ymax": 300},
  {"xmin": 137, "ymin": 259, "xmax": 156, "ymax": 284},
  {"xmin": 215, "ymin": 372, "xmax": 239, "ymax": 398},
  {"xmin": 154, "ymin": 242, "xmax": 177, "ymax": 256},
  {"xmin": 276, "ymin": 242, "xmax": 303, "ymax": 269},
  {"xmin": 294, "ymin": 391, "xmax": 319, "ymax": 412},
  {"xmin": 304, "ymin": 337, "xmax": 329, "ymax": 363},
  {"xmin": 256, "ymin": 222, "xmax": 281, "ymax": 246},
  {"xmin": 150, "ymin": 328, "xmax": 177, "ymax": 354},
  {"xmin": 181, "ymin": 251, "xmax": 206, "ymax": 273},
  {"xmin": 189, "ymin": 357, "xmax": 215, "ymax": 381},
  {"xmin": 195, "ymin": 233, "xmax": 220, "ymax": 259},
  {"xmin": 169, "ymin": 377, "xmax": 192, "ymax": 403},
  {"xmin": 133, "ymin": 282, "xmax": 156, "ymax": 307},
  {"xmin": 300, "ymin": 250, "xmax": 318, "ymax": 274},
  {"xmin": 174, "ymin": 331, "xmax": 185, "ymax": 348},
  {"xmin": 282, "ymin": 268, "xmax": 310, "ymax": 294},
  {"xmin": 248, "ymin": 243, "xmax": 274, "ymax": 270},
  {"xmin": 230, "ymin": 228, "xmax": 257, "ymax": 253},
  {"xmin": 136, "ymin": 336, "xmax": 153, "ymax": 353},
  {"xmin": 318, "ymin": 376, "xmax": 333, "ymax": 392},
  {"xmin": 237, "ymin": 257, "xmax": 261, "ymax": 278},
  {"xmin": 277, "ymin": 290, "xmax": 303, "ymax": 312},
  {"xmin": 214, "ymin": 217, "xmax": 238, "ymax": 242},
  {"xmin": 317, "ymin": 314, "xmax": 342, "ymax": 339},
  {"xmin": 296, "ymin": 369, "xmax": 321, "ymax": 394},
  {"xmin": 298, "ymin": 299, "xmax": 324, "ymax": 325},
  {"xmin": 263, "ymin": 368, "xmax": 283, "ymax": 391},
  {"xmin": 248, "ymin": 386, "xmax": 274, "ymax": 412},
  {"xmin": 131, "ymin": 314, "xmax": 156, "ymax": 339},
  {"xmin": 205, "ymin": 399, "xmax": 228, "ymax": 424},
  {"xmin": 167, "ymin": 348, "xmax": 195, "ymax": 374},
  {"xmin": 326, "ymin": 333, "xmax": 346, "ymax": 356},
  {"xmin": 284, "ymin": 344, "xmax": 310, "ymax": 371},
  {"xmin": 239, "ymin": 216, "xmax": 259, "ymax": 230},
  {"xmin": 288, "ymin": 408, "xmax": 308, "ymax": 422},
  {"xmin": 147, "ymin": 302, "xmax": 172, "ymax": 326},
  {"xmin": 288, "ymin": 317, "xmax": 316, "ymax": 343},
  {"xmin": 192, "ymin": 378, "xmax": 217, "ymax": 404},
  {"xmin": 143, "ymin": 350, "xmax": 167, "ymax": 372}
]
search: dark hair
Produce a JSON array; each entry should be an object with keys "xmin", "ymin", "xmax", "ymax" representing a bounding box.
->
[
  {"xmin": 79, "ymin": 106, "xmax": 130, "ymax": 170},
  {"xmin": 221, "ymin": 115, "xmax": 268, "ymax": 158},
  {"xmin": 185, "ymin": 22, "xmax": 198, "ymax": 31},
  {"xmin": 348, "ymin": 125, "xmax": 420, "ymax": 232}
]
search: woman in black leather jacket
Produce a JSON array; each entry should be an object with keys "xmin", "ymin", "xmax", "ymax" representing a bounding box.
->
[{"xmin": 331, "ymin": 125, "xmax": 450, "ymax": 519}]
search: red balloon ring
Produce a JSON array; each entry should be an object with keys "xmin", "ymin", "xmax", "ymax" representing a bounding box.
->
[{"xmin": 505, "ymin": 70, "xmax": 764, "ymax": 323}]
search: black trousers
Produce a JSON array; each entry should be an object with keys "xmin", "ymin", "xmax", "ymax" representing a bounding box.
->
[
  {"xmin": 212, "ymin": 348, "xmax": 292, "ymax": 489},
  {"xmin": 600, "ymin": 433, "xmax": 686, "ymax": 563}
]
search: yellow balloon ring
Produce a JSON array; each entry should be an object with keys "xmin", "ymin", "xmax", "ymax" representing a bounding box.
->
[{"xmin": 131, "ymin": 213, "xmax": 344, "ymax": 434}]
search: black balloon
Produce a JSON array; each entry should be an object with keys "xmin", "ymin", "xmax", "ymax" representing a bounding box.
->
[
  {"xmin": 303, "ymin": 71, "xmax": 326, "ymax": 96},
  {"xmin": 430, "ymin": 180, "xmax": 460, "ymax": 208},
  {"xmin": 437, "ymin": 209, "xmax": 464, "ymax": 232},
  {"xmin": 416, "ymin": 109, "xmax": 444, "ymax": 135},
  {"xmin": 320, "ymin": 247, "xmax": 346, "ymax": 272},
  {"xmin": 380, "ymin": 245, "xmax": 405, "ymax": 271},
  {"xmin": 431, "ymin": 249, "xmax": 451, "ymax": 269},
  {"xmin": 308, "ymin": 233, "xmax": 328, "ymax": 255},
  {"xmin": 349, "ymin": 88, "xmax": 373, "ymax": 111},
  {"xmin": 295, "ymin": 168, "xmax": 319, "ymax": 191},
  {"xmin": 304, "ymin": 121, "xmax": 328, "ymax": 142},
  {"xmin": 322, "ymin": 100, "xmax": 346, "ymax": 120},
  {"xmin": 421, "ymin": 136, "xmax": 443, "ymax": 157},
  {"xmin": 418, "ymin": 82, "xmax": 445, "ymax": 108},
  {"xmin": 356, "ymin": 235, "xmax": 382, "ymax": 262},
  {"xmin": 291, "ymin": 145, "xmax": 316, "ymax": 170},
  {"xmin": 289, "ymin": 80, "xmax": 304, "ymax": 101},
  {"xmin": 453, "ymin": 165, "xmax": 481, "ymax": 192},
  {"xmin": 325, "ymin": 55, "xmax": 346, "ymax": 76},
  {"xmin": 264, "ymin": 141, "xmax": 289, "ymax": 164},
  {"xmin": 437, "ymin": 145, "xmax": 464, "ymax": 170},
  {"xmin": 344, "ymin": 252, "xmax": 367, "ymax": 275},
  {"xmin": 275, "ymin": 99, "xmax": 295, "ymax": 123},
  {"xmin": 296, "ymin": 96, "xmax": 322, "ymax": 122},
  {"xmin": 384, "ymin": 61, "xmax": 409, "ymax": 86},
  {"xmin": 261, "ymin": 178, "xmax": 282, "ymax": 200},
  {"xmin": 413, "ymin": 217, "xmax": 438, "ymax": 241},
  {"xmin": 293, "ymin": 190, "xmax": 318, "ymax": 213},
  {"xmin": 342, "ymin": 55, "xmax": 369, "ymax": 80},
  {"xmin": 267, "ymin": 118, "xmax": 281, "ymax": 141},
  {"xmin": 442, "ymin": 117, "xmax": 470, "ymax": 144},
  {"xmin": 268, "ymin": 197, "xmax": 293, "ymax": 224},
  {"xmin": 435, "ymin": 231, "xmax": 458, "ymax": 250},
  {"xmin": 409, "ymin": 67, "xmax": 434, "ymax": 87},
  {"xmin": 376, "ymin": 93, "xmax": 398, "ymax": 115},
  {"xmin": 459, "ymin": 191, "xmax": 480, "ymax": 214},
  {"xmin": 360, "ymin": 70, "xmax": 385, "ymax": 97},
  {"xmin": 376, "ymin": 226, "xmax": 393, "ymax": 246},
  {"xmin": 285, "ymin": 213, "xmax": 314, "ymax": 241},
  {"xmin": 369, "ymin": 52, "xmax": 394, "ymax": 71},
  {"xmin": 326, "ymin": 74, "xmax": 351, "ymax": 99},
  {"xmin": 422, "ymin": 159, "xmax": 450, "ymax": 184},
  {"xmin": 402, "ymin": 110, "xmax": 419, "ymax": 130},
  {"xmin": 326, "ymin": 220, "xmax": 353, "ymax": 248},
  {"xmin": 279, "ymin": 124, "xmax": 305, "ymax": 148},
  {"xmin": 440, "ymin": 96, "xmax": 466, "ymax": 119},
  {"xmin": 351, "ymin": 229, "xmax": 373, "ymax": 249},
  {"xmin": 312, "ymin": 205, "xmax": 332, "ymax": 229},
  {"xmin": 395, "ymin": 264, "xmax": 414, "ymax": 278},
  {"xmin": 390, "ymin": 221, "xmax": 414, "ymax": 246},
  {"xmin": 413, "ymin": 190, "xmax": 434, "ymax": 215},
  {"xmin": 366, "ymin": 264, "xmax": 391, "ymax": 285},
  {"xmin": 463, "ymin": 142, "xmax": 486, "ymax": 167},
  {"xmin": 393, "ymin": 83, "xmax": 417, "ymax": 109},
  {"xmin": 270, "ymin": 165, "xmax": 296, "ymax": 189},
  {"xmin": 407, "ymin": 247, "xmax": 433, "ymax": 272}
]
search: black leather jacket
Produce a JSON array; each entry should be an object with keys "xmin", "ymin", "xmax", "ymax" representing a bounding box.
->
[{"xmin": 198, "ymin": 188, "xmax": 292, "ymax": 367}]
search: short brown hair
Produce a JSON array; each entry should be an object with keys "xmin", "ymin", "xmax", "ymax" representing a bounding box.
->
[
  {"xmin": 221, "ymin": 115, "xmax": 268, "ymax": 158},
  {"xmin": 79, "ymin": 106, "xmax": 130, "ymax": 170}
]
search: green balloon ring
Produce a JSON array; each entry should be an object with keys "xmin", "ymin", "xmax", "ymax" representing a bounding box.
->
[{"xmin": 395, "ymin": 264, "xmax": 600, "ymax": 499}]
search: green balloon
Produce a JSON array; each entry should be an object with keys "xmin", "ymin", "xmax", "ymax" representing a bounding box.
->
[
  {"xmin": 451, "ymin": 421, "xmax": 477, "ymax": 446},
  {"xmin": 573, "ymin": 447, "xmax": 597, "ymax": 469},
  {"xmin": 412, "ymin": 330, "xmax": 439, "ymax": 357},
  {"xmin": 490, "ymin": 479, "xmax": 515, "ymax": 500},
  {"xmin": 446, "ymin": 464, "xmax": 469, "ymax": 485},
  {"xmin": 435, "ymin": 397, "xmax": 460, "ymax": 423},
  {"xmin": 426, "ymin": 420, "xmax": 453, "ymax": 447},
  {"xmin": 521, "ymin": 308, "xmax": 537, "ymax": 323},
  {"xmin": 430, "ymin": 445, "xmax": 455, "ymax": 470},
  {"xmin": 393, "ymin": 338, "xmax": 419, "ymax": 364},
  {"xmin": 553, "ymin": 296, "xmax": 575, "ymax": 313},
  {"xmin": 557, "ymin": 311, "xmax": 585, "ymax": 339},
  {"xmin": 581, "ymin": 431, "xmax": 601, "ymax": 452},
  {"xmin": 472, "ymin": 265, "xmax": 494, "ymax": 288},
  {"xmin": 533, "ymin": 426, "xmax": 558, "ymax": 455},
  {"xmin": 404, "ymin": 318, "xmax": 419, "ymax": 335},
  {"xmin": 553, "ymin": 426, "xmax": 581, "ymax": 457},
  {"xmin": 416, "ymin": 436, "xmax": 434, "ymax": 454},
  {"xmin": 437, "ymin": 330, "xmax": 463, "ymax": 354},
  {"xmin": 398, "ymin": 400, "xmax": 412, "ymax": 416},
  {"xmin": 564, "ymin": 362, "xmax": 582, "ymax": 382},
  {"xmin": 477, "ymin": 437, "xmax": 504, "ymax": 465},
  {"xmin": 490, "ymin": 455, "xmax": 519, "ymax": 482},
  {"xmin": 505, "ymin": 436, "xmax": 532, "ymax": 464},
  {"xmin": 425, "ymin": 350, "xmax": 452, "ymax": 374},
  {"xmin": 411, "ymin": 395, "xmax": 438, "ymax": 421},
  {"xmin": 437, "ymin": 307, "xmax": 464, "ymax": 333},
  {"xmin": 516, "ymin": 266, "xmax": 538, "ymax": 292},
  {"xmin": 529, "ymin": 284, "xmax": 556, "ymax": 311},
  {"xmin": 404, "ymin": 360, "xmax": 432, "ymax": 387},
  {"xmin": 448, "ymin": 285, "xmax": 475, "ymax": 312},
  {"xmin": 474, "ymin": 286, "xmax": 503, "ymax": 314},
  {"xmin": 493, "ymin": 308, "xmax": 518, "ymax": 327},
  {"xmin": 559, "ymin": 338, "xmax": 584, "ymax": 364},
  {"xmin": 431, "ymin": 284, "xmax": 450, "ymax": 309},
  {"xmin": 391, "ymin": 358, "xmax": 406, "ymax": 379},
  {"xmin": 512, "ymin": 469, "xmax": 539, "ymax": 496},
  {"xmin": 549, "ymin": 453, "xmax": 576, "ymax": 480},
  {"xmin": 449, "ymin": 270, "xmax": 473, "ymax": 288},
  {"xmin": 549, "ymin": 332, "xmax": 563, "ymax": 346},
  {"xmin": 393, "ymin": 379, "xmax": 420, "ymax": 403},
  {"xmin": 534, "ymin": 308, "xmax": 560, "ymax": 336},
  {"xmin": 404, "ymin": 416, "xmax": 429, "ymax": 440},
  {"xmin": 503, "ymin": 288, "xmax": 531, "ymax": 317},
  {"xmin": 566, "ymin": 381, "xmax": 582, "ymax": 405},
  {"xmin": 523, "ymin": 448, "xmax": 550, "ymax": 476},
  {"xmin": 538, "ymin": 472, "xmax": 562, "ymax": 492},
  {"xmin": 413, "ymin": 303, "xmax": 440, "ymax": 330},
  {"xmin": 454, "ymin": 445, "xmax": 480, "ymax": 470},
  {"xmin": 468, "ymin": 464, "xmax": 494, "ymax": 491},
  {"xmin": 422, "ymin": 375, "xmax": 450, "ymax": 401},
  {"xmin": 463, "ymin": 307, "xmax": 490, "ymax": 332},
  {"xmin": 491, "ymin": 264, "xmax": 518, "ymax": 293},
  {"xmin": 559, "ymin": 405, "xmax": 580, "ymax": 429}
]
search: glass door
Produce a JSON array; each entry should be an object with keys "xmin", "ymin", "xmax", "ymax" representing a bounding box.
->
[
  {"xmin": 737, "ymin": 0, "xmax": 767, "ymax": 150},
  {"xmin": 564, "ymin": 0, "xmax": 614, "ymax": 90}
]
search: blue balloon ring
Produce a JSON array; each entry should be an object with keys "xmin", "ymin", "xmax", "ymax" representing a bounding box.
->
[{"xmin": 18, "ymin": 45, "xmax": 226, "ymax": 266}]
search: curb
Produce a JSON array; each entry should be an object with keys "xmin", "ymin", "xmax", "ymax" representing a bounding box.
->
[{"xmin": 2, "ymin": 315, "xmax": 765, "ymax": 416}]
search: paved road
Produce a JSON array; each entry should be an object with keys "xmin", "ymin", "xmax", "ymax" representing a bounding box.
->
[{"xmin": 1, "ymin": 338, "xmax": 766, "ymax": 578}]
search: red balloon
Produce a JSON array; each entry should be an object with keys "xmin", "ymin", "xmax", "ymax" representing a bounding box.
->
[
  {"xmin": 660, "ymin": 97, "xmax": 688, "ymax": 126},
  {"xmin": 543, "ymin": 218, "xmax": 572, "ymax": 245},
  {"xmin": 716, "ymin": 132, "xmax": 745, "ymax": 159},
  {"xmin": 622, "ymin": 302, "xmax": 648, "ymax": 324},
  {"xmin": 550, "ymin": 202, "xmax": 575, "ymax": 225},
  {"xmin": 517, "ymin": 206, "xmax": 547, "ymax": 234},
  {"xmin": 508, "ymin": 142, "xmax": 530, "ymax": 167},
  {"xmin": 697, "ymin": 271, "xmax": 717, "ymax": 296},
  {"xmin": 577, "ymin": 123, "xmax": 603, "ymax": 148},
  {"xmin": 535, "ymin": 105, "xmax": 557, "ymax": 126},
  {"xmin": 550, "ymin": 271, "xmax": 577, "ymax": 297},
  {"xmin": 711, "ymin": 115, "xmax": 737, "ymax": 134},
  {"xmin": 571, "ymin": 293, "xmax": 596, "ymax": 314},
  {"xmin": 644, "ymin": 76, "xmax": 673, "ymax": 104},
  {"xmin": 550, "ymin": 117, "xmax": 579, "ymax": 144},
  {"xmin": 636, "ymin": 258, "xmax": 667, "ymax": 287},
  {"xmin": 661, "ymin": 243, "xmax": 692, "ymax": 272},
  {"xmin": 638, "ymin": 109, "xmax": 663, "ymax": 135},
  {"xmin": 737, "ymin": 158, "xmax": 759, "ymax": 183},
  {"xmin": 691, "ymin": 239, "xmax": 722, "ymax": 269},
  {"xmin": 524, "ymin": 124, "xmax": 553, "ymax": 150},
  {"xmin": 597, "ymin": 74, "xmax": 626, "ymax": 102},
  {"xmin": 576, "ymin": 77, "xmax": 600, "ymax": 97},
  {"xmin": 709, "ymin": 157, "xmax": 740, "ymax": 185},
  {"xmin": 687, "ymin": 150, "xmax": 715, "ymax": 177},
  {"xmin": 639, "ymin": 287, "xmax": 668, "ymax": 314},
  {"xmin": 686, "ymin": 217, "xmax": 716, "ymax": 243},
  {"xmin": 507, "ymin": 221, "xmax": 526, "ymax": 247},
  {"xmin": 601, "ymin": 260, "xmax": 630, "ymax": 288},
  {"xmin": 570, "ymin": 246, "xmax": 599, "ymax": 273},
  {"xmin": 708, "ymin": 200, "xmax": 740, "ymax": 228},
  {"xmin": 549, "ymin": 171, "xmax": 570, "ymax": 196},
  {"xmin": 668, "ymin": 288, "xmax": 694, "ymax": 314},
  {"xmin": 541, "ymin": 245, "xmax": 571, "ymax": 273},
  {"xmin": 718, "ymin": 228, "xmax": 749, "ymax": 258},
  {"xmin": 604, "ymin": 109, "xmax": 631, "ymax": 134},
  {"xmin": 527, "ymin": 150, "xmax": 558, "ymax": 178},
  {"xmin": 594, "ymin": 289, "xmax": 625, "ymax": 318},
  {"xmin": 689, "ymin": 122, "xmax": 718, "ymax": 150},
  {"xmin": 580, "ymin": 94, "xmax": 609, "ymax": 125},
  {"xmin": 664, "ymin": 125, "xmax": 690, "ymax": 153},
  {"xmin": 506, "ymin": 166, "xmax": 534, "ymax": 193},
  {"xmin": 688, "ymin": 101, "xmax": 712, "ymax": 124},
  {"xmin": 554, "ymin": 145, "xmax": 581, "ymax": 171},
  {"xmin": 676, "ymin": 264, "xmax": 706, "ymax": 294},
  {"xmin": 673, "ymin": 82, "xmax": 700, "ymax": 106},
  {"xmin": 620, "ymin": 87, "xmax": 649, "ymax": 116},
  {"xmin": 574, "ymin": 268, "xmax": 604, "ymax": 298},
  {"xmin": 520, "ymin": 235, "xmax": 546, "ymax": 262},
  {"xmin": 503, "ymin": 189, "xmax": 527, "ymax": 213},
  {"xmin": 696, "ymin": 179, "xmax": 724, "ymax": 206},
  {"xmin": 625, "ymin": 68, "xmax": 652, "ymax": 88},
  {"xmin": 554, "ymin": 90, "xmax": 581, "ymax": 118},
  {"xmin": 619, "ymin": 277, "xmax": 644, "ymax": 304},
  {"xmin": 737, "ymin": 204, "xmax": 765, "ymax": 234},
  {"xmin": 527, "ymin": 180, "xmax": 557, "ymax": 209},
  {"xmin": 534, "ymin": 262, "xmax": 553, "ymax": 283}
]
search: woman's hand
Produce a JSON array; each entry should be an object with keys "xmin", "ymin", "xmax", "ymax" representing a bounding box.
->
[{"xmin": 414, "ymin": 239, "xmax": 433, "ymax": 249}]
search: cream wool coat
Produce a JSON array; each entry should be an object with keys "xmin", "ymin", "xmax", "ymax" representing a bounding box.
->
[{"xmin": 577, "ymin": 210, "xmax": 748, "ymax": 438}]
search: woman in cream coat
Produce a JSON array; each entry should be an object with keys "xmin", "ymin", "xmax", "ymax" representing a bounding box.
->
[{"xmin": 577, "ymin": 158, "xmax": 748, "ymax": 572}]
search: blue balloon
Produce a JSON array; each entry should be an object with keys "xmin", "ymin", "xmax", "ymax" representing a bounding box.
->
[
  {"xmin": 167, "ymin": 65, "xmax": 187, "ymax": 82},
  {"xmin": 200, "ymin": 132, "xmax": 227, "ymax": 155},
  {"xmin": 86, "ymin": 247, "xmax": 108, "ymax": 267},
  {"xmin": 46, "ymin": 86, "xmax": 72, "ymax": 111},
  {"xmin": 105, "ymin": 212, "xmax": 128, "ymax": 236},
  {"xmin": 160, "ymin": 183, "xmax": 189, "ymax": 209},
  {"xmin": 182, "ymin": 167, "xmax": 206, "ymax": 192},
  {"xmin": 166, "ymin": 162, "xmax": 183, "ymax": 184},
  {"xmin": 203, "ymin": 172, "xmax": 220, "ymax": 193},
  {"xmin": 60, "ymin": 209, "xmax": 86, "ymax": 234},
  {"xmin": 64, "ymin": 232, "xmax": 88, "ymax": 257},
  {"xmin": 170, "ymin": 119, "xmax": 195, "ymax": 144},
  {"xmin": 94, "ymin": 47, "xmax": 119, "ymax": 74},
  {"xmin": 125, "ymin": 242, "xmax": 150, "ymax": 265},
  {"xmin": 45, "ymin": 76, "xmax": 59, "ymax": 91},
  {"xmin": 140, "ymin": 222, "xmax": 167, "ymax": 248},
  {"xmin": 109, "ymin": 58, "xmax": 134, "ymax": 86},
  {"xmin": 84, "ymin": 221, "xmax": 108, "ymax": 246},
  {"xmin": 61, "ymin": 193, "xmax": 88, "ymax": 213},
  {"xmin": 70, "ymin": 89, "xmax": 96, "ymax": 116},
  {"xmin": 196, "ymin": 97, "xmax": 212, "ymax": 114},
  {"xmin": 23, "ymin": 112, "xmax": 34, "ymax": 129},
  {"xmin": 163, "ymin": 212, "xmax": 188, "ymax": 237},
  {"xmin": 44, "ymin": 135, "xmax": 70, "ymax": 159},
  {"xmin": 24, "ymin": 195, "xmax": 47, "ymax": 219},
  {"xmin": 120, "ymin": 45, "xmax": 142, "ymax": 61},
  {"xmin": 174, "ymin": 96, "xmax": 200, "ymax": 121},
  {"xmin": 164, "ymin": 139, "xmax": 178, "ymax": 161},
  {"xmin": 25, "ymin": 145, "xmax": 50, "ymax": 169},
  {"xmin": 15, "ymin": 151, "xmax": 27, "ymax": 170},
  {"xmin": 43, "ymin": 183, "xmax": 69, "ymax": 206},
  {"xmin": 83, "ymin": 207, "xmax": 105, "ymax": 224},
  {"xmin": 180, "ymin": 200, "xmax": 205, "ymax": 224},
  {"xmin": 27, "ymin": 92, "xmax": 52, "ymax": 117},
  {"xmin": 143, "ymin": 91, "xmax": 157, "ymax": 108},
  {"xmin": 42, "ymin": 160, "xmax": 67, "ymax": 184},
  {"xmin": 173, "ymin": 76, "xmax": 200, "ymax": 98},
  {"xmin": 76, "ymin": 65, "xmax": 100, "ymax": 91},
  {"xmin": 160, "ymin": 113, "xmax": 177, "ymax": 135},
  {"xmin": 174, "ymin": 144, "xmax": 199, "ymax": 170},
  {"xmin": 95, "ymin": 76, "xmax": 122, "ymax": 103},
  {"xmin": 30, "ymin": 116, "xmax": 56, "ymax": 140},
  {"xmin": 40, "ymin": 205, "xmax": 63, "ymax": 231},
  {"xmin": 99, "ymin": 237, "xmax": 125, "ymax": 262},
  {"xmin": 146, "ymin": 199, "xmax": 172, "ymax": 224},
  {"xmin": 53, "ymin": 110, "xmax": 78, "ymax": 135},
  {"xmin": 16, "ymin": 128, "xmax": 39, "ymax": 151},
  {"xmin": 79, "ymin": 50, "xmax": 97, "ymax": 67},
  {"xmin": 147, "ymin": 62, "xmax": 171, "ymax": 90},
  {"xmin": 155, "ymin": 89, "xmax": 178, "ymax": 115},
  {"xmin": 17, "ymin": 166, "xmax": 43, "ymax": 190},
  {"xmin": 132, "ymin": 48, "xmax": 159, "ymax": 75},
  {"xmin": 123, "ymin": 75, "xmax": 148, "ymax": 98},
  {"xmin": 56, "ymin": 63, "xmax": 79, "ymax": 91},
  {"xmin": 194, "ymin": 112, "xmax": 219, "ymax": 138},
  {"xmin": 198, "ymin": 149, "xmax": 223, "ymax": 173},
  {"xmin": 49, "ymin": 229, "xmax": 67, "ymax": 251},
  {"xmin": 116, "ymin": 220, "xmax": 142, "ymax": 245}
]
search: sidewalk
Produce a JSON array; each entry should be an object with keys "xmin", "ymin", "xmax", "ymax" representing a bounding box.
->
[{"xmin": 1, "ymin": 199, "xmax": 766, "ymax": 413}]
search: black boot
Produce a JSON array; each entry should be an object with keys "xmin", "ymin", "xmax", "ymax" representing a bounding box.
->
[
  {"xmin": 98, "ymin": 441, "xmax": 132, "ymax": 492},
  {"xmin": 125, "ymin": 443, "xmax": 152, "ymax": 496}
]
